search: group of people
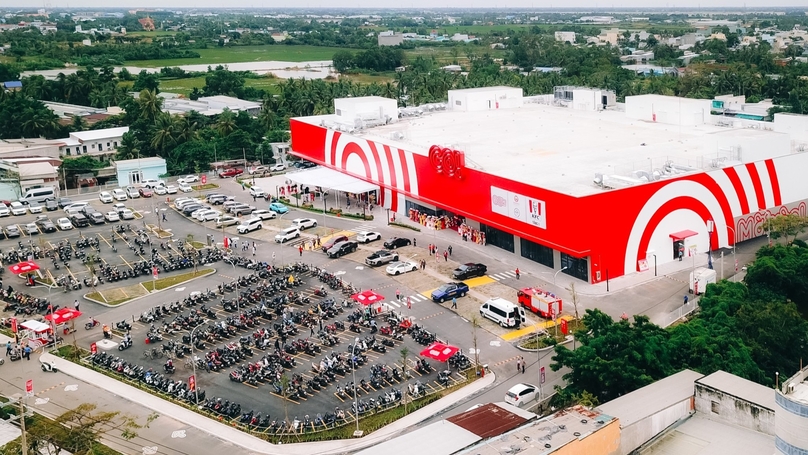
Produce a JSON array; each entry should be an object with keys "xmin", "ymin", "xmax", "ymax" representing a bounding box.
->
[
  {"xmin": 458, "ymin": 223, "xmax": 486, "ymax": 245},
  {"xmin": 5, "ymin": 340, "xmax": 32, "ymax": 360},
  {"xmin": 407, "ymin": 209, "xmax": 464, "ymax": 232}
]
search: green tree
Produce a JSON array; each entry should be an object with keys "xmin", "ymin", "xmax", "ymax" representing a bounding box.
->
[
  {"xmin": 132, "ymin": 69, "xmax": 160, "ymax": 93},
  {"xmin": 215, "ymin": 108, "xmax": 236, "ymax": 137}
]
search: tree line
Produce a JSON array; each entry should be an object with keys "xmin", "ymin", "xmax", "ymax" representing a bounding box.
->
[{"xmin": 552, "ymin": 224, "xmax": 808, "ymax": 405}]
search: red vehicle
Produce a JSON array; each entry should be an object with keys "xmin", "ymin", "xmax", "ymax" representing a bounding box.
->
[
  {"xmin": 138, "ymin": 187, "xmax": 153, "ymax": 198},
  {"xmin": 218, "ymin": 168, "xmax": 244, "ymax": 178},
  {"xmin": 517, "ymin": 287, "xmax": 562, "ymax": 319}
]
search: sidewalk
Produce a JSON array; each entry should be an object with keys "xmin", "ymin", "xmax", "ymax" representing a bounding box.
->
[{"xmin": 28, "ymin": 347, "xmax": 495, "ymax": 455}]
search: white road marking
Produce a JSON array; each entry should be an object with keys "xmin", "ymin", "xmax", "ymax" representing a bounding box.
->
[
  {"xmin": 171, "ymin": 430, "xmax": 186, "ymax": 438},
  {"xmin": 64, "ymin": 384, "xmax": 78, "ymax": 391}
]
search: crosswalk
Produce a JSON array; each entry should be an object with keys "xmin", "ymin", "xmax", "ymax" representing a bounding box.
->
[
  {"xmin": 489, "ymin": 271, "xmax": 518, "ymax": 281},
  {"xmin": 384, "ymin": 293, "xmax": 429, "ymax": 308},
  {"xmin": 346, "ymin": 224, "xmax": 377, "ymax": 233}
]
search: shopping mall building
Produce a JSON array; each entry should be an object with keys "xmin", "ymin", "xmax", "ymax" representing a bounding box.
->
[{"xmin": 289, "ymin": 86, "xmax": 808, "ymax": 284}]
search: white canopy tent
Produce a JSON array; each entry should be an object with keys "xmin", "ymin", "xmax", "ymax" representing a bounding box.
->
[{"xmin": 285, "ymin": 167, "xmax": 378, "ymax": 194}]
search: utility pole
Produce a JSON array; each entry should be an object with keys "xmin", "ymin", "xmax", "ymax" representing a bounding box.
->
[{"xmin": 19, "ymin": 395, "xmax": 27, "ymax": 455}]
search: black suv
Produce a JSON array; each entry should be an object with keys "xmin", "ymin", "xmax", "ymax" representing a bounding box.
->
[
  {"xmin": 87, "ymin": 211, "xmax": 106, "ymax": 225},
  {"xmin": 452, "ymin": 263, "xmax": 488, "ymax": 280},
  {"xmin": 327, "ymin": 240, "xmax": 358, "ymax": 258},
  {"xmin": 383, "ymin": 237, "xmax": 412, "ymax": 249},
  {"xmin": 35, "ymin": 216, "xmax": 56, "ymax": 233},
  {"xmin": 70, "ymin": 213, "xmax": 89, "ymax": 228}
]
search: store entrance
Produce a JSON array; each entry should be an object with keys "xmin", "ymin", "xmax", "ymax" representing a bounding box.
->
[{"xmin": 673, "ymin": 240, "xmax": 684, "ymax": 261}]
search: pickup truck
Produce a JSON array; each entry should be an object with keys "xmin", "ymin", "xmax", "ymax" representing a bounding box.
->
[
  {"xmin": 218, "ymin": 168, "xmax": 244, "ymax": 178},
  {"xmin": 365, "ymin": 250, "xmax": 399, "ymax": 267}
]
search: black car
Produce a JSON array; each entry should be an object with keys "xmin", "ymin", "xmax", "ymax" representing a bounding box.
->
[
  {"xmin": 44, "ymin": 199, "xmax": 58, "ymax": 211},
  {"xmin": 35, "ymin": 216, "xmax": 56, "ymax": 233},
  {"xmin": 452, "ymin": 263, "xmax": 488, "ymax": 280},
  {"xmin": 327, "ymin": 241, "xmax": 358, "ymax": 258},
  {"xmin": 87, "ymin": 211, "xmax": 106, "ymax": 225},
  {"xmin": 57, "ymin": 197, "xmax": 73, "ymax": 208},
  {"xmin": 181, "ymin": 204, "xmax": 203, "ymax": 215},
  {"xmin": 365, "ymin": 250, "xmax": 399, "ymax": 266},
  {"xmin": 70, "ymin": 213, "xmax": 89, "ymax": 228},
  {"xmin": 383, "ymin": 237, "xmax": 412, "ymax": 249}
]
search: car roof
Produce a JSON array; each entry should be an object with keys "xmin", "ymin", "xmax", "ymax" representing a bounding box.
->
[{"xmin": 508, "ymin": 383, "xmax": 537, "ymax": 393}]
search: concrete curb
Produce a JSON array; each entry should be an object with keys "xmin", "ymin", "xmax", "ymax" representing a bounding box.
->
[
  {"xmin": 83, "ymin": 268, "xmax": 217, "ymax": 308},
  {"xmin": 515, "ymin": 335, "xmax": 574, "ymax": 353},
  {"xmin": 44, "ymin": 352, "xmax": 497, "ymax": 455}
]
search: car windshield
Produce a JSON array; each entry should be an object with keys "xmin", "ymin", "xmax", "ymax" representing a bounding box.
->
[
  {"xmin": 457, "ymin": 265, "xmax": 469, "ymax": 271},
  {"xmin": 437, "ymin": 284, "xmax": 451, "ymax": 292}
]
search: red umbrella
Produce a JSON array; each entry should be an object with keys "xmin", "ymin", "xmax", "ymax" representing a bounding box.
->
[
  {"xmin": 44, "ymin": 308, "xmax": 83, "ymax": 325},
  {"xmin": 9, "ymin": 261, "xmax": 40, "ymax": 275},
  {"xmin": 420, "ymin": 342, "xmax": 459, "ymax": 362},
  {"xmin": 351, "ymin": 290, "xmax": 385, "ymax": 306}
]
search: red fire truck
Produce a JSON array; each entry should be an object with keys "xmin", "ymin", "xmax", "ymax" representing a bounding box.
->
[{"xmin": 517, "ymin": 287, "xmax": 562, "ymax": 319}]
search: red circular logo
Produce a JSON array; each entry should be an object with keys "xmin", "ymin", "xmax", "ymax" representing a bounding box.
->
[{"xmin": 428, "ymin": 145, "xmax": 465, "ymax": 179}]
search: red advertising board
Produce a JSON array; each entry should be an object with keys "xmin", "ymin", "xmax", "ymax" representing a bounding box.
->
[
  {"xmin": 201, "ymin": 175, "xmax": 207, "ymax": 184},
  {"xmin": 189, "ymin": 375, "xmax": 196, "ymax": 391},
  {"xmin": 90, "ymin": 342, "xmax": 97, "ymax": 354},
  {"xmin": 10, "ymin": 318, "xmax": 17, "ymax": 333},
  {"xmin": 25, "ymin": 379, "xmax": 33, "ymax": 395},
  {"xmin": 560, "ymin": 319, "xmax": 569, "ymax": 335},
  {"xmin": 540, "ymin": 367, "xmax": 546, "ymax": 385}
]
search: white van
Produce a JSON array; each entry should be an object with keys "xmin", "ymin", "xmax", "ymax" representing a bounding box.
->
[
  {"xmin": 480, "ymin": 298, "xmax": 526, "ymax": 328},
  {"xmin": 19, "ymin": 187, "xmax": 56, "ymax": 204}
]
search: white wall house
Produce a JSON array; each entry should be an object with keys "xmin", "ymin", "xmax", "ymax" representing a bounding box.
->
[{"xmin": 58, "ymin": 126, "xmax": 129, "ymax": 157}]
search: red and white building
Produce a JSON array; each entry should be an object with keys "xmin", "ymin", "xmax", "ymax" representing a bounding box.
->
[{"xmin": 289, "ymin": 87, "xmax": 808, "ymax": 284}]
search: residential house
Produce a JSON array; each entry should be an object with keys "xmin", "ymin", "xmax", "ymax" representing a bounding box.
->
[{"xmin": 58, "ymin": 127, "xmax": 128, "ymax": 157}]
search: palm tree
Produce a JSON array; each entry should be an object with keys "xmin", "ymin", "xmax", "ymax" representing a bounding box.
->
[
  {"xmin": 63, "ymin": 73, "xmax": 82, "ymax": 103},
  {"xmin": 215, "ymin": 108, "xmax": 236, "ymax": 137},
  {"xmin": 150, "ymin": 113, "xmax": 176, "ymax": 152},
  {"xmin": 172, "ymin": 115, "xmax": 199, "ymax": 143},
  {"xmin": 117, "ymin": 132, "xmax": 140, "ymax": 161},
  {"xmin": 137, "ymin": 89, "xmax": 163, "ymax": 122}
]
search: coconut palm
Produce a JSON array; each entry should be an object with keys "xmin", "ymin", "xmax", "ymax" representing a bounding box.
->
[
  {"xmin": 215, "ymin": 108, "xmax": 236, "ymax": 137},
  {"xmin": 150, "ymin": 113, "xmax": 176, "ymax": 152},
  {"xmin": 116, "ymin": 132, "xmax": 140, "ymax": 161},
  {"xmin": 137, "ymin": 89, "xmax": 163, "ymax": 122}
]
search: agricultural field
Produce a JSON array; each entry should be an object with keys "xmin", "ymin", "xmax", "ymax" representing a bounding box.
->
[
  {"xmin": 127, "ymin": 44, "xmax": 354, "ymax": 67},
  {"xmin": 157, "ymin": 75, "xmax": 284, "ymax": 96}
]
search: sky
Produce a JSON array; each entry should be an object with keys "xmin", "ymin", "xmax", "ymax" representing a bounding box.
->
[{"xmin": 21, "ymin": 1, "xmax": 808, "ymax": 9}]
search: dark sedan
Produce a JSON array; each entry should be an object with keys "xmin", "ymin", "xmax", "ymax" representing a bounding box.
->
[
  {"xmin": 383, "ymin": 237, "xmax": 412, "ymax": 249},
  {"xmin": 452, "ymin": 263, "xmax": 488, "ymax": 280},
  {"xmin": 35, "ymin": 216, "xmax": 56, "ymax": 233},
  {"xmin": 431, "ymin": 282, "xmax": 471, "ymax": 303}
]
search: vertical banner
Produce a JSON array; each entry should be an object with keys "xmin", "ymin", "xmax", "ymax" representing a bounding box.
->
[
  {"xmin": 560, "ymin": 319, "xmax": 569, "ymax": 335},
  {"xmin": 25, "ymin": 379, "xmax": 33, "ymax": 396},
  {"xmin": 90, "ymin": 342, "xmax": 97, "ymax": 354},
  {"xmin": 540, "ymin": 367, "xmax": 546, "ymax": 384},
  {"xmin": 189, "ymin": 375, "xmax": 196, "ymax": 391}
]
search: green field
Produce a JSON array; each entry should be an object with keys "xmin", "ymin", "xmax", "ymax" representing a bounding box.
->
[
  {"xmin": 158, "ymin": 75, "xmax": 283, "ymax": 95},
  {"xmin": 127, "ymin": 44, "xmax": 353, "ymax": 68},
  {"xmin": 127, "ymin": 30, "xmax": 179, "ymax": 37}
]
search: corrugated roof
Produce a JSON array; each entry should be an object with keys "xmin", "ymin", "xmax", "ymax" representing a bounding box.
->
[
  {"xmin": 355, "ymin": 419, "xmax": 480, "ymax": 455},
  {"xmin": 598, "ymin": 369, "xmax": 703, "ymax": 427},
  {"xmin": 639, "ymin": 414, "xmax": 773, "ymax": 455},
  {"xmin": 71, "ymin": 126, "xmax": 128, "ymax": 142},
  {"xmin": 447, "ymin": 403, "xmax": 530, "ymax": 438},
  {"xmin": 696, "ymin": 370, "xmax": 775, "ymax": 411},
  {"xmin": 18, "ymin": 162, "xmax": 57, "ymax": 177},
  {"xmin": 2, "ymin": 81, "xmax": 22, "ymax": 88}
]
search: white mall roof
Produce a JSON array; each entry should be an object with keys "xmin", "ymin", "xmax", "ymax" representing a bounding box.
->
[
  {"xmin": 356, "ymin": 419, "xmax": 480, "ymax": 455},
  {"xmin": 303, "ymin": 101, "xmax": 786, "ymax": 197},
  {"xmin": 71, "ymin": 127, "xmax": 128, "ymax": 142},
  {"xmin": 286, "ymin": 167, "xmax": 378, "ymax": 193}
]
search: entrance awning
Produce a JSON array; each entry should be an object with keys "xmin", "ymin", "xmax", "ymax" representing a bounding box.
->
[
  {"xmin": 286, "ymin": 167, "xmax": 378, "ymax": 194},
  {"xmin": 670, "ymin": 230, "xmax": 698, "ymax": 241}
]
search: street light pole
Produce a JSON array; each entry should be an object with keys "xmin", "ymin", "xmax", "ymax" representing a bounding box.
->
[
  {"xmin": 189, "ymin": 322, "xmax": 206, "ymax": 406},
  {"xmin": 230, "ymin": 262, "xmax": 240, "ymax": 317},
  {"xmin": 553, "ymin": 267, "xmax": 568, "ymax": 286},
  {"xmin": 352, "ymin": 337, "xmax": 360, "ymax": 434}
]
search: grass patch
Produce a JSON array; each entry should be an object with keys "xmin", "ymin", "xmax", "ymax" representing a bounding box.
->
[
  {"xmin": 192, "ymin": 183, "xmax": 219, "ymax": 190},
  {"xmin": 85, "ymin": 292, "xmax": 129, "ymax": 306},
  {"xmin": 142, "ymin": 268, "xmax": 213, "ymax": 292},
  {"xmin": 0, "ymin": 408, "xmax": 123, "ymax": 455},
  {"xmin": 519, "ymin": 319, "xmax": 583, "ymax": 349},
  {"xmin": 85, "ymin": 283, "xmax": 149, "ymax": 306},
  {"xmin": 388, "ymin": 221, "xmax": 421, "ymax": 232},
  {"xmin": 127, "ymin": 44, "xmax": 352, "ymax": 68}
]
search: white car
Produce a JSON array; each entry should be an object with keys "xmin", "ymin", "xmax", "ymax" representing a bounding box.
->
[
  {"xmin": 291, "ymin": 218, "xmax": 317, "ymax": 230},
  {"xmin": 56, "ymin": 217, "xmax": 73, "ymax": 230},
  {"xmin": 194, "ymin": 209, "xmax": 221, "ymax": 222},
  {"xmin": 216, "ymin": 216, "xmax": 239, "ymax": 227},
  {"xmin": 505, "ymin": 383, "xmax": 539, "ymax": 408},
  {"xmin": 178, "ymin": 175, "xmax": 199, "ymax": 184},
  {"xmin": 99, "ymin": 191, "xmax": 114, "ymax": 203},
  {"xmin": 9, "ymin": 201, "xmax": 26, "ymax": 216},
  {"xmin": 270, "ymin": 163, "xmax": 286, "ymax": 172},
  {"xmin": 104, "ymin": 211, "xmax": 120, "ymax": 222},
  {"xmin": 120, "ymin": 209, "xmax": 135, "ymax": 220},
  {"xmin": 154, "ymin": 186, "xmax": 167, "ymax": 195},
  {"xmin": 356, "ymin": 231, "xmax": 382, "ymax": 243},
  {"xmin": 178, "ymin": 183, "xmax": 193, "ymax": 193},
  {"xmin": 248, "ymin": 166, "xmax": 268, "ymax": 175},
  {"xmin": 249, "ymin": 186, "xmax": 265, "ymax": 198},
  {"xmin": 27, "ymin": 202, "xmax": 43, "ymax": 214},
  {"xmin": 236, "ymin": 217, "xmax": 263, "ymax": 234},
  {"xmin": 386, "ymin": 261, "xmax": 418, "ymax": 276},
  {"xmin": 63, "ymin": 202, "xmax": 89, "ymax": 213},
  {"xmin": 166, "ymin": 185, "xmax": 178, "ymax": 194},
  {"xmin": 141, "ymin": 179, "xmax": 165, "ymax": 189},
  {"xmin": 112, "ymin": 189, "xmax": 127, "ymax": 201},
  {"xmin": 0, "ymin": 204, "xmax": 9, "ymax": 217},
  {"xmin": 126, "ymin": 186, "xmax": 140, "ymax": 198},
  {"xmin": 275, "ymin": 226, "xmax": 301, "ymax": 243},
  {"xmin": 250, "ymin": 209, "xmax": 276, "ymax": 220},
  {"xmin": 112, "ymin": 203, "xmax": 126, "ymax": 214}
]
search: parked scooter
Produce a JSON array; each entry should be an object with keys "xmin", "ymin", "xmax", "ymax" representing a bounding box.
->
[{"xmin": 40, "ymin": 358, "xmax": 58, "ymax": 373}]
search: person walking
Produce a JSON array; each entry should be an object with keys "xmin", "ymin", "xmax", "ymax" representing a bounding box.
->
[
  {"xmin": 515, "ymin": 358, "xmax": 521, "ymax": 373},
  {"xmin": 23, "ymin": 345, "xmax": 31, "ymax": 361},
  {"xmin": 521, "ymin": 357, "xmax": 526, "ymax": 374},
  {"xmin": 162, "ymin": 212, "xmax": 167, "ymax": 222},
  {"xmin": 515, "ymin": 268, "xmax": 520, "ymax": 280},
  {"xmin": 74, "ymin": 299, "xmax": 80, "ymax": 311},
  {"xmin": 413, "ymin": 238, "xmax": 417, "ymax": 247},
  {"xmin": 5, "ymin": 341, "xmax": 11, "ymax": 356},
  {"xmin": 396, "ymin": 289, "xmax": 401, "ymax": 301},
  {"xmin": 310, "ymin": 325, "xmax": 315, "ymax": 336},
  {"xmin": 447, "ymin": 245, "xmax": 452, "ymax": 256},
  {"xmin": 299, "ymin": 245, "xmax": 303, "ymax": 257},
  {"xmin": 252, "ymin": 245, "xmax": 256, "ymax": 256},
  {"xmin": 407, "ymin": 296, "xmax": 411, "ymax": 310},
  {"xmin": 241, "ymin": 182, "xmax": 246, "ymax": 191},
  {"xmin": 451, "ymin": 297, "xmax": 457, "ymax": 309},
  {"xmin": 443, "ymin": 250, "xmax": 448, "ymax": 261},
  {"xmin": 252, "ymin": 194, "xmax": 257, "ymax": 202}
]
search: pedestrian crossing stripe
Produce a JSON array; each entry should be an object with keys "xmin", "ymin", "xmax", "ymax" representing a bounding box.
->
[
  {"xmin": 347, "ymin": 225, "xmax": 377, "ymax": 233},
  {"xmin": 489, "ymin": 271, "xmax": 517, "ymax": 281},
  {"xmin": 386, "ymin": 294, "xmax": 425, "ymax": 308}
]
